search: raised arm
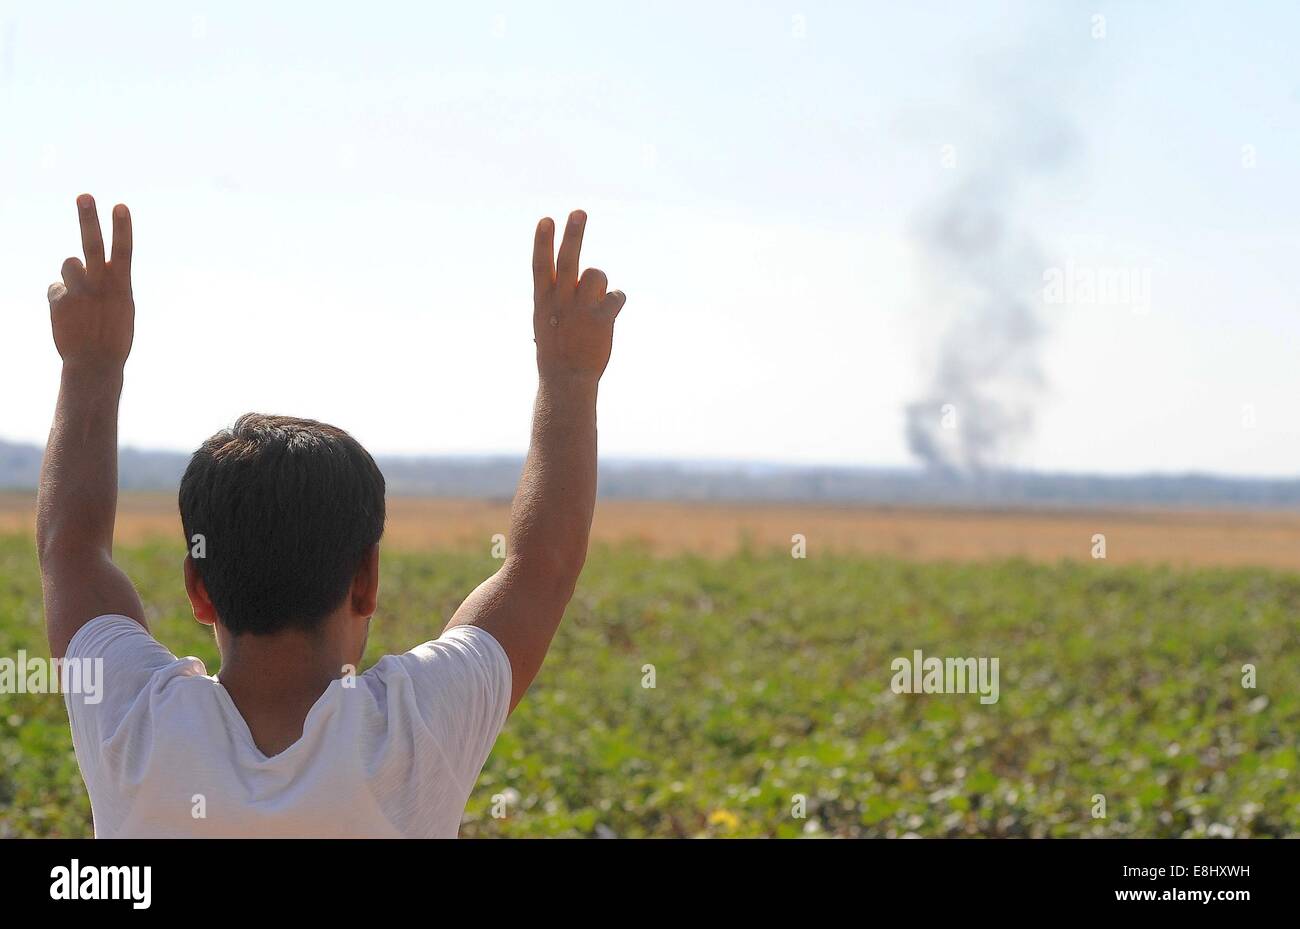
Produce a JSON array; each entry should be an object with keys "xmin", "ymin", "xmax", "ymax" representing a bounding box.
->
[
  {"xmin": 37, "ymin": 194, "xmax": 145, "ymax": 659},
  {"xmin": 445, "ymin": 210, "xmax": 626, "ymax": 711}
]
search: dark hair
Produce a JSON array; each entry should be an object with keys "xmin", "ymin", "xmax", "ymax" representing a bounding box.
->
[{"xmin": 179, "ymin": 413, "xmax": 386, "ymax": 635}]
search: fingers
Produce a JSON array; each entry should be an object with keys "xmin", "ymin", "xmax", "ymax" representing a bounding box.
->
[
  {"xmin": 77, "ymin": 194, "xmax": 106, "ymax": 274},
  {"xmin": 532, "ymin": 216, "xmax": 555, "ymax": 298},
  {"xmin": 578, "ymin": 267, "xmax": 607, "ymax": 305},
  {"xmin": 60, "ymin": 256, "xmax": 86, "ymax": 292},
  {"xmin": 111, "ymin": 203, "xmax": 132, "ymax": 273},
  {"xmin": 539, "ymin": 210, "xmax": 620, "ymax": 318},
  {"xmin": 555, "ymin": 209, "xmax": 586, "ymax": 285},
  {"xmin": 595, "ymin": 289, "xmax": 627, "ymax": 321}
]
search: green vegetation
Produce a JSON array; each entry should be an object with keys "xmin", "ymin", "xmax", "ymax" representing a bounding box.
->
[{"xmin": 1, "ymin": 533, "xmax": 1296, "ymax": 837}]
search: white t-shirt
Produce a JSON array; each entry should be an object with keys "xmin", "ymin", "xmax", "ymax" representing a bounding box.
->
[{"xmin": 63, "ymin": 614, "xmax": 513, "ymax": 838}]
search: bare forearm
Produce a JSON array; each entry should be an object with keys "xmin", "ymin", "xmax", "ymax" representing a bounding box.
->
[
  {"xmin": 37, "ymin": 362, "xmax": 125, "ymax": 561},
  {"xmin": 506, "ymin": 374, "xmax": 599, "ymax": 590}
]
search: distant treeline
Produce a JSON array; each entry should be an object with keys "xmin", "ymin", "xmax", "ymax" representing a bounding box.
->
[{"xmin": 2, "ymin": 438, "xmax": 1298, "ymax": 509}]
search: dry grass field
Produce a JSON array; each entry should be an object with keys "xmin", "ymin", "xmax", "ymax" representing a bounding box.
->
[{"xmin": 3, "ymin": 490, "xmax": 1300, "ymax": 568}]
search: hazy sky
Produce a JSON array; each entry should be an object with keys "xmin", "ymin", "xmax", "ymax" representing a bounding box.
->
[{"xmin": 1, "ymin": 1, "xmax": 1297, "ymax": 476}]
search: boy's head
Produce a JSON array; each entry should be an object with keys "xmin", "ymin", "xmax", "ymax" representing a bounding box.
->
[{"xmin": 179, "ymin": 413, "xmax": 386, "ymax": 636}]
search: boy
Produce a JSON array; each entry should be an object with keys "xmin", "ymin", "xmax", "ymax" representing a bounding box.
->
[{"xmin": 39, "ymin": 195, "xmax": 625, "ymax": 837}]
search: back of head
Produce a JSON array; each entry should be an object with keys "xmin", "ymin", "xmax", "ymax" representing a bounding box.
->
[{"xmin": 179, "ymin": 413, "xmax": 386, "ymax": 635}]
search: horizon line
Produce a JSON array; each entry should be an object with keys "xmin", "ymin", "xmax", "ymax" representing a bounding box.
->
[{"xmin": 3, "ymin": 435, "xmax": 1299, "ymax": 484}]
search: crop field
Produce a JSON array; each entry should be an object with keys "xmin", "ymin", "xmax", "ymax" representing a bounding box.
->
[{"xmin": 1, "ymin": 495, "xmax": 1297, "ymax": 837}]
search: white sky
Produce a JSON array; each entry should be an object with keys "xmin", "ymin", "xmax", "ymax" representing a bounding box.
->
[{"xmin": 1, "ymin": 1, "xmax": 1298, "ymax": 476}]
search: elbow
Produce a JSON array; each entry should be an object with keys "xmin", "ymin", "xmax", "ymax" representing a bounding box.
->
[
  {"xmin": 34, "ymin": 501, "xmax": 68, "ymax": 567},
  {"xmin": 35, "ymin": 525, "xmax": 99, "ymax": 570},
  {"xmin": 506, "ymin": 544, "xmax": 588, "ymax": 602},
  {"xmin": 35, "ymin": 521, "xmax": 59, "ymax": 568}
]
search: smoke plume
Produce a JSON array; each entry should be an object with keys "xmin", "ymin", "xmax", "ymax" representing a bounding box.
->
[{"xmin": 904, "ymin": 72, "xmax": 1077, "ymax": 474}]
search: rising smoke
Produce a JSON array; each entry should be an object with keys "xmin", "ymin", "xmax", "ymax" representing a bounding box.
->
[{"xmin": 904, "ymin": 73, "xmax": 1078, "ymax": 475}]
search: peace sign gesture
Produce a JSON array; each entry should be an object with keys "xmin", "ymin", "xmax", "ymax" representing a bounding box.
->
[
  {"xmin": 47, "ymin": 194, "xmax": 135, "ymax": 372},
  {"xmin": 532, "ymin": 210, "xmax": 626, "ymax": 380}
]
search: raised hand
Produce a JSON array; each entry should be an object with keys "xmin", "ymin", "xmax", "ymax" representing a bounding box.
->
[
  {"xmin": 531, "ymin": 210, "xmax": 626, "ymax": 380},
  {"xmin": 38, "ymin": 195, "xmax": 146, "ymax": 659},
  {"xmin": 448, "ymin": 210, "xmax": 624, "ymax": 712},
  {"xmin": 47, "ymin": 194, "xmax": 135, "ymax": 371}
]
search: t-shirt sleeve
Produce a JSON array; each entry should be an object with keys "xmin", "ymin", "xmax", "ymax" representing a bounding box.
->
[
  {"xmin": 63, "ymin": 615, "xmax": 184, "ymax": 764},
  {"xmin": 384, "ymin": 624, "xmax": 513, "ymax": 793}
]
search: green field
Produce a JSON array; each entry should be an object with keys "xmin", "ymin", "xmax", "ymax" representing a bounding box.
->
[{"xmin": 1, "ymin": 533, "xmax": 1297, "ymax": 838}]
